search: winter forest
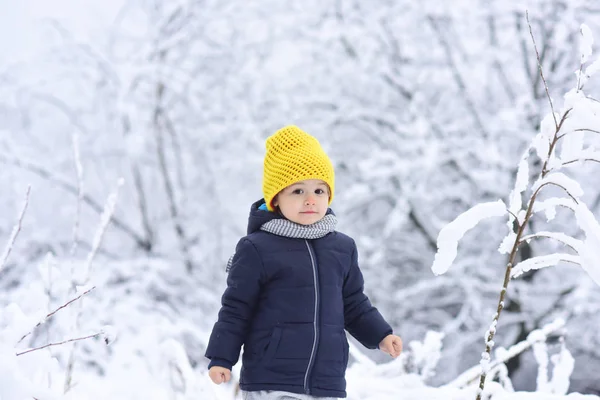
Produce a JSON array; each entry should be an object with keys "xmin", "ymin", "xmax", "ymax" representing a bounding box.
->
[{"xmin": 1, "ymin": 0, "xmax": 600, "ymax": 399}]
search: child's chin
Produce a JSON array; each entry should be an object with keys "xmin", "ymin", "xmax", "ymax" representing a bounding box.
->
[{"xmin": 296, "ymin": 214, "xmax": 322, "ymax": 225}]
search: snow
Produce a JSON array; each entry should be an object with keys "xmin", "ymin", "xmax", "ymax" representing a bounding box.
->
[
  {"xmin": 559, "ymin": 130, "xmax": 585, "ymax": 165},
  {"xmin": 508, "ymin": 152, "xmax": 530, "ymax": 217},
  {"xmin": 512, "ymin": 253, "xmax": 581, "ymax": 278},
  {"xmin": 532, "ymin": 113, "xmax": 559, "ymax": 160},
  {"xmin": 2, "ymin": 267, "xmax": 597, "ymax": 400},
  {"xmin": 585, "ymin": 57, "xmax": 600, "ymax": 78},
  {"xmin": 499, "ymin": 231, "xmax": 518, "ymax": 254},
  {"xmin": 432, "ymin": 200, "xmax": 507, "ymax": 275},
  {"xmin": 533, "ymin": 340, "xmax": 550, "ymax": 392},
  {"xmin": 100, "ymin": 325, "xmax": 117, "ymax": 345},
  {"xmin": 573, "ymin": 202, "xmax": 600, "ymax": 287},
  {"xmin": 580, "ymin": 24, "xmax": 594, "ymax": 64},
  {"xmin": 550, "ymin": 344, "xmax": 575, "ymax": 395},
  {"xmin": 531, "ymin": 173, "xmax": 584, "ymax": 199}
]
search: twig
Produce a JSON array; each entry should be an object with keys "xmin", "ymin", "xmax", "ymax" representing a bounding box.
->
[
  {"xmin": 0, "ymin": 153, "xmax": 150, "ymax": 250},
  {"xmin": 427, "ymin": 16, "xmax": 490, "ymax": 138},
  {"xmin": 557, "ymin": 128, "xmax": 600, "ymax": 140},
  {"xmin": 562, "ymin": 158, "xmax": 600, "ymax": 166},
  {"xmin": 17, "ymin": 286, "xmax": 96, "ymax": 344},
  {"xmin": 81, "ymin": 179, "xmax": 124, "ymax": 285},
  {"xmin": 153, "ymin": 73, "xmax": 193, "ymax": 273},
  {"xmin": 526, "ymin": 11, "xmax": 558, "ymax": 131},
  {"xmin": 0, "ymin": 186, "xmax": 30, "ymax": 272},
  {"xmin": 487, "ymin": 14, "xmax": 517, "ymax": 102},
  {"xmin": 16, "ymin": 333, "xmax": 101, "ymax": 356},
  {"xmin": 64, "ymin": 179, "xmax": 122, "ymax": 392},
  {"xmin": 540, "ymin": 110, "xmax": 572, "ymax": 177},
  {"xmin": 534, "ymin": 182, "xmax": 580, "ymax": 205},
  {"xmin": 518, "ymin": 232, "xmax": 579, "ymax": 252},
  {"xmin": 451, "ymin": 318, "xmax": 565, "ymax": 388},
  {"xmin": 506, "ymin": 209, "xmax": 521, "ymax": 229},
  {"xmin": 161, "ymin": 111, "xmax": 187, "ymax": 199},
  {"xmin": 576, "ymin": 25, "xmax": 587, "ymax": 92},
  {"xmin": 121, "ymin": 114, "xmax": 155, "ymax": 252},
  {"xmin": 69, "ymin": 131, "xmax": 84, "ymax": 259}
]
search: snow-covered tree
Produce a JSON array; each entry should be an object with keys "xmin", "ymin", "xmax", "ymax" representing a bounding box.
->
[{"xmin": 432, "ymin": 19, "xmax": 600, "ymax": 398}]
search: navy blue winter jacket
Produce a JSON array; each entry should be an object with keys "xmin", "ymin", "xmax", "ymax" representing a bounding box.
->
[{"xmin": 205, "ymin": 199, "xmax": 393, "ymax": 398}]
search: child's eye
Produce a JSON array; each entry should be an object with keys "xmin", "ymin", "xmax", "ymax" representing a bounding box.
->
[
  {"xmin": 292, "ymin": 189, "xmax": 304, "ymax": 195},
  {"xmin": 315, "ymin": 189, "xmax": 326, "ymax": 195}
]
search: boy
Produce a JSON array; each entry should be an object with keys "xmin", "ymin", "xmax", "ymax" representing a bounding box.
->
[{"xmin": 205, "ymin": 125, "xmax": 402, "ymax": 399}]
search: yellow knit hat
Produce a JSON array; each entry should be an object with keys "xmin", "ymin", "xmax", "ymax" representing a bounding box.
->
[{"xmin": 263, "ymin": 125, "xmax": 335, "ymax": 211}]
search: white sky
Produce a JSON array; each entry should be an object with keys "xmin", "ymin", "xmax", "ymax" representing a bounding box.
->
[{"xmin": 0, "ymin": 0, "xmax": 123, "ymax": 67}]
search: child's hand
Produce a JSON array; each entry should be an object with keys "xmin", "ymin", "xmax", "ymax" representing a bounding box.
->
[
  {"xmin": 379, "ymin": 334, "xmax": 403, "ymax": 358},
  {"xmin": 209, "ymin": 366, "xmax": 231, "ymax": 384}
]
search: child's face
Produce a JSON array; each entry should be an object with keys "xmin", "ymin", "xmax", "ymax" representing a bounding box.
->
[{"xmin": 273, "ymin": 179, "xmax": 330, "ymax": 225}]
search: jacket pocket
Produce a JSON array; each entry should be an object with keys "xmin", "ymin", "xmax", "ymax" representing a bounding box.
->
[
  {"xmin": 342, "ymin": 331, "xmax": 349, "ymax": 368},
  {"xmin": 263, "ymin": 326, "xmax": 282, "ymax": 363}
]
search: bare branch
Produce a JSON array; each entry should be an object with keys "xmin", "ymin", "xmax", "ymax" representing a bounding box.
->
[
  {"xmin": 526, "ymin": 11, "xmax": 558, "ymax": 130},
  {"xmin": 515, "ymin": 12, "xmax": 533, "ymax": 83},
  {"xmin": 427, "ymin": 16, "xmax": 490, "ymax": 138},
  {"xmin": 557, "ymin": 128, "xmax": 600, "ymax": 140},
  {"xmin": 18, "ymin": 286, "xmax": 96, "ymax": 344},
  {"xmin": 121, "ymin": 114, "xmax": 155, "ymax": 252},
  {"xmin": 507, "ymin": 209, "xmax": 521, "ymax": 229},
  {"xmin": 156, "ymin": 108, "xmax": 194, "ymax": 273},
  {"xmin": 381, "ymin": 73, "xmax": 413, "ymax": 101},
  {"xmin": 534, "ymin": 181, "xmax": 580, "ymax": 205},
  {"xmin": 0, "ymin": 153, "xmax": 151, "ymax": 250},
  {"xmin": 561, "ymin": 158, "xmax": 600, "ymax": 166},
  {"xmin": 488, "ymin": 13, "xmax": 517, "ymax": 102},
  {"xmin": 148, "ymin": 48, "xmax": 194, "ymax": 273},
  {"xmin": 518, "ymin": 232, "xmax": 579, "ymax": 252},
  {"xmin": 161, "ymin": 111, "xmax": 187, "ymax": 198},
  {"xmin": 0, "ymin": 186, "xmax": 30, "ymax": 272},
  {"xmin": 16, "ymin": 332, "xmax": 101, "ymax": 356}
]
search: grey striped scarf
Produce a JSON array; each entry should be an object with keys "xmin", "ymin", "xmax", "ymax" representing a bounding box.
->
[{"xmin": 226, "ymin": 214, "xmax": 337, "ymax": 272}]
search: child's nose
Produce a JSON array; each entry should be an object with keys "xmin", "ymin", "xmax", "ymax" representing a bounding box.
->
[{"xmin": 305, "ymin": 195, "xmax": 316, "ymax": 205}]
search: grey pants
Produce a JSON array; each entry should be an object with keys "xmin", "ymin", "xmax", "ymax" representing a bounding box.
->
[{"xmin": 241, "ymin": 390, "xmax": 339, "ymax": 400}]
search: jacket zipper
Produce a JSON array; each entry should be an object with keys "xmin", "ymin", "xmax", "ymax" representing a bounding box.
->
[{"xmin": 303, "ymin": 240, "xmax": 320, "ymax": 395}]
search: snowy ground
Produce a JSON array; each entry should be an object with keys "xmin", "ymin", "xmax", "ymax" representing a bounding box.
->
[{"xmin": 1, "ymin": 256, "xmax": 599, "ymax": 400}]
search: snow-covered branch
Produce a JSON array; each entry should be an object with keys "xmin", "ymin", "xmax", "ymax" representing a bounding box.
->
[
  {"xmin": 432, "ymin": 200, "xmax": 507, "ymax": 276},
  {"xmin": 80, "ymin": 178, "xmax": 123, "ymax": 285},
  {"xmin": 0, "ymin": 186, "xmax": 30, "ymax": 272},
  {"xmin": 448, "ymin": 318, "xmax": 566, "ymax": 389},
  {"xmin": 511, "ymin": 254, "xmax": 581, "ymax": 279},
  {"xmin": 64, "ymin": 178, "xmax": 123, "ymax": 392},
  {"xmin": 518, "ymin": 231, "xmax": 582, "ymax": 252},
  {"xmin": 430, "ymin": 17, "xmax": 600, "ymax": 400},
  {"xmin": 69, "ymin": 130, "xmax": 84, "ymax": 259}
]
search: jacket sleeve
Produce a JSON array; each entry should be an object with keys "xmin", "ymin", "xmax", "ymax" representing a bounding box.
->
[
  {"xmin": 343, "ymin": 240, "xmax": 393, "ymax": 349},
  {"xmin": 205, "ymin": 238, "xmax": 265, "ymax": 369}
]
